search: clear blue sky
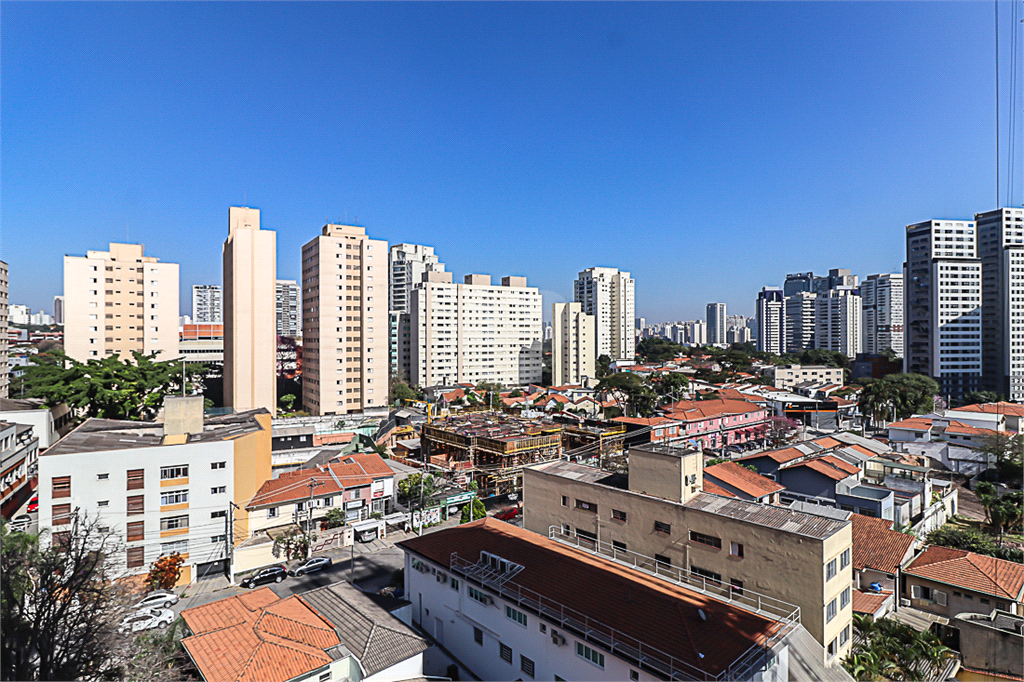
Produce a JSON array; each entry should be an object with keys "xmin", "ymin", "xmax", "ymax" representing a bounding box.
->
[{"xmin": 3, "ymin": 2, "xmax": 1020, "ymax": 322}]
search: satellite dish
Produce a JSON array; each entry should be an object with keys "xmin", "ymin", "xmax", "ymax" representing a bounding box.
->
[{"xmin": 698, "ymin": 609, "xmax": 707, "ymax": 621}]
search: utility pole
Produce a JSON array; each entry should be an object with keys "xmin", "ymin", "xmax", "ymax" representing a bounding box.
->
[
  {"xmin": 418, "ymin": 472, "xmax": 426, "ymax": 537},
  {"xmin": 225, "ymin": 502, "xmax": 239, "ymax": 583},
  {"xmin": 305, "ymin": 478, "xmax": 325, "ymax": 556}
]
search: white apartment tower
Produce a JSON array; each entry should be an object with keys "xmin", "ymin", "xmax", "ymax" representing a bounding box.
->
[
  {"xmin": 411, "ymin": 274, "xmax": 542, "ymax": 387},
  {"xmin": 784, "ymin": 291, "xmax": 816, "ymax": 352},
  {"xmin": 389, "ymin": 244, "xmax": 446, "ymax": 381},
  {"xmin": 574, "ymin": 267, "xmax": 635, "ymax": 362},
  {"xmin": 191, "ymin": 285, "xmax": 223, "ymax": 324},
  {"xmin": 301, "ymin": 224, "xmax": 388, "ymax": 415},
  {"xmin": 903, "ymin": 219, "xmax": 982, "ymax": 401},
  {"xmin": 275, "ymin": 280, "xmax": 299, "ymax": 338},
  {"xmin": 552, "ymin": 302, "xmax": 596, "ymax": 386},
  {"xmin": 0, "ymin": 261, "xmax": 7, "ymax": 399},
  {"xmin": 223, "ymin": 207, "xmax": 277, "ymax": 414},
  {"xmin": 686, "ymin": 320, "xmax": 707, "ymax": 346},
  {"xmin": 814, "ymin": 287, "xmax": 862, "ymax": 358},
  {"xmin": 63, "ymin": 243, "xmax": 180, "ymax": 364},
  {"xmin": 706, "ymin": 303, "xmax": 727, "ymax": 345},
  {"xmin": 53, "ymin": 295, "xmax": 64, "ymax": 326},
  {"xmin": 756, "ymin": 287, "xmax": 785, "ymax": 354},
  {"xmin": 976, "ymin": 207, "xmax": 1024, "ymax": 401},
  {"xmin": 861, "ymin": 274, "xmax": 904, "ymax": 358}
]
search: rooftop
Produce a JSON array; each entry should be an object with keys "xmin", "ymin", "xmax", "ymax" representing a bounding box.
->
[
  {"xmin": 850, "ymin": 514, "xmax": 914, "ymax": 573},
  {"xmin": 662, "ymin": 398, "xmax": 763, "ymax": 422},
  {"xmin": 782, "ymin": 455, "xmax": 861, "ymax": 481},
  {"xmin": 905, "ymin": 546, "xmax": 1024, "ymax": 600},
  {"xmin": 703, "ymin": 461, "xmax": 785, "ymax": 498},
  {"xmin": 248, "ymin": 452, "xmax": 393, "ymax": 509},
  {"xmin": 950, "ymin": 402, "xmax": 1024, "ymax": 418},
  {"xmin": 422, "ymin": 413, "xmax": 561, "ymax": 443}
]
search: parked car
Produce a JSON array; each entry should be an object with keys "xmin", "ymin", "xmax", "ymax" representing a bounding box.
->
[
  {"xmin": 133, "ymin": 590, "xmax": 179, "ymax": 610},
  {"xmin": 26, "ymin": 496, "xmax": 38, "ymax": 514},
  {"xmin": 8, "ymin": 515, "xmax": 31, "ymax": 532},
  {"xmin": 119, "ymin": 608, "xmax": 175, "ymax": 634},
  {"xmin": 289, "ymin": 557, "xmax": 332, "ymax": 576},
  {"xmin": 495, "ymin": 506, "xmax": 520, "ymax": 521},
  {"xmin": 240, "ymin": 565, "xmax": 287, "ymax": 589}
]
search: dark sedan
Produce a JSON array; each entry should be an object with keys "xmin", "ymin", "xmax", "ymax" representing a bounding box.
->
[{"xmin": 239, "ymin": 565, "xmax": 287, "ymax": 589}]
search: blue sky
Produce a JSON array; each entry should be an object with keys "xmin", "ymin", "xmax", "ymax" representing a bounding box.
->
[{"xmin": 3, "ymin": 2, "xmax": 1020, "ymax": 322}]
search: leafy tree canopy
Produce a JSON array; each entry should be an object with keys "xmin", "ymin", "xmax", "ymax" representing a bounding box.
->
[
  {"xmin": 960, "ymin": 390, "xmax": 1004, "ymax": 406},
  {"xmin": 636, "ymin": 337, "xmax": 686, "ymax": 364},
  {"xmin": 460, "ymin": 499, "xmax": 487, "ymax": 524},
  {"xmin": 595, "ymin": 355, "xmax": 613, "ymax": 379}
]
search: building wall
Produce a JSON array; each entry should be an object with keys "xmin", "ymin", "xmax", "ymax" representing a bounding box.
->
[
  {"xmin": 223, "ymin": 207, "xmax": 277, "ymax": 413},
  {"xmin": 552, "ymin": 302, "xmax": 595, "ymax": 387},
  {"xmin": 757, "ymin": 288, "xmax": 785, "ymax": 355},
  {"xmin": 232, "ymin": 413, "xmax": 273, "ymax": 539},
  {"xmin": 861, "ymin": 274, "xmax": 904, "ymax": 358},
  {"xmin": 976, "ymin": 208, "xmax": 1024, "ymax": 401},
  {"xmin": 905, "ymin": 575, "xmax": 1022, "ymax": 619},
  {"xmin": 574, "ymin": 268, "xmax": 635, "ymax": 362},
  {"xmin": 192, "ymin": 285, "xmax": 223, "ymax": 324},
  {"xmin": 707, "ymin": 303, "xmax": 727, "ymax": 345},
  {"xmin": 954, "ymin": 611, "xmax": 1024, "ymax": 679},
  {"xmin": 770, "ymin": 366, "xmax": 845, "ymax": 391},
  {"xmin": 815, "ymin": 288, "xmax": 862, "ymax": 358},
  {"xmin": 275, "ymin": 280, "xmax": 299, "ymax": 338},
  {"xmin": 785, "ymin": 292, "xmax": 816, "ymax": 353},
  {"xmin": 522, "ymin": 468, "xmax": 854, "ymax": 657}
]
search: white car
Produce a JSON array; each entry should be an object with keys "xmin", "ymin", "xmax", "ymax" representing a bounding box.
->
[
  {"xmin": 119, "ymin": 608, "xmax": 175, "ymax": 634},
  {"xmin": 133, "ymin": 590, "xmax": 179, "ymax": 610}
]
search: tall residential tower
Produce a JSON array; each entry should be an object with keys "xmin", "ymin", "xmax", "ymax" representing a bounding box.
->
[
  {"xmin": 756, "ymin": 287, "xmax": 785, "ymax": 355},
  {"xmin": 552, "ymin": 302, "xmax": 595, "ymax": 386},
  {"xmin": 706, "ymin": 303, "xmax": 727, "ymax": 345},
  {"xmin": 976, "ymin": 207, "xmax": 1024, "ymax": 401},
  {"xmin": 861, "ymin": 274, "xmax": 904, "ymax": 357},
  {"xmin": 191, "ymin": 284, "xmax": 223, "ymax": 323},
  {"xmin": 574, "ymin": 267, "xmax": 635, "ymax": 362}
]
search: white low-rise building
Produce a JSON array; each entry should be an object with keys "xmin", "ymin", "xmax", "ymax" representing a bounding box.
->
[{"xmin": 0, "ymin": 398, "xmax": 73, "ymax": 449}]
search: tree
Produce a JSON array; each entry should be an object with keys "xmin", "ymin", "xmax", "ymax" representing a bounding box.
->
[
  {"xmin": 391, "ymin": 381, "xmax": 421, "ymax": 404},
  {"xmin": 271, "ymin": 529, "xmax": 313, "ymax": 561},
  {"xmin": 145, "ymin": 554, "xmax": 184, "ymax": 591},
  {"xmin": 763, "ymin": 416, "xmax": 800, "ymax": 448},
  {"xmin": 636, "ymin": 337, "xmax": 685, "ymax": 364},
  {"xmin": 460, "ymin": 499, "xmax": 487, "ymax": 524},
  {"xmin": 509, "ymin": 389, "xmax": 523, "ymax": 398},
  {"xmin": 595, "ymin": 355, "xmax": 612, "ymax": 379},
  {"xmin": 926, "ymin": 524, "xmax": 1023, "ymax": 562},
  {"xmin": 843, "ymin": 614, "xmax": 953, "ymax": 681},
  {"xmin": 650, "ymin": 372, "xmax": 690, "ymax": 404},
  {"xmin": 323, "ymin": 508, "xmax": 345, "ymax": 529},
  {"xmin": 397, "ymin": 474, "xmax": 435, "ymax": 504},
  {"xmin": 979, "ymin": 432, "xmax": 1024, "ymax": 484},
  {"xmin": 278, "ymin": 394, "xmax": 297, "ymax": 413},
  {"xmin": 595, "ymin": 373, "xmax": 656, "ymax": 417},
  {"xmin": 16, "ymin": 349, "xmax": 207, "ymax": 422},
  {"xmin": 960, "ymin": 390, "xmax": 1003, "ymax": 406}
]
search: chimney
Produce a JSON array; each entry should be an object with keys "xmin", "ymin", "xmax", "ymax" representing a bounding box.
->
[{"xmin": 162, "ymin": 396, "xmax": 205, "ymax": 437}]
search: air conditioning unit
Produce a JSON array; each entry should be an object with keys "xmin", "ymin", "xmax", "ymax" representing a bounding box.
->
[
  {"xmin": 900, "ymin": 598, "xmax": 911, "ymax": 608},
  {"xmin": 551, "ymin": 632, "xmax": 566, "ymax": 646},
  {"xmin": 484, "ymin": 595, "xmax": 495, "ymax": 605}
]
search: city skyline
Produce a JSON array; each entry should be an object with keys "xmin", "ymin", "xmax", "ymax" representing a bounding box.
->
[{"xmin": 3, "ymin": 2, "xmax": 1020, "ymax": 322}]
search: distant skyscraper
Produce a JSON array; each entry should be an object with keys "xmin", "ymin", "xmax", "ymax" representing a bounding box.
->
[
  {"xmin": 784, "ymin": 272, "xmax": 815, "ymax": 297},
  {"xmin": 63, "ymin": 243, "xmax": 179, "ymax": 363},
  {"xmin": 574, "ymin": 267, "xmax": 635, "ymax": 362},
  {"xmin": 756, "ymin": 287, "xmax": 785, "ymax": 355},
  {"xmin": 706, "ymin": 303, "xmax": 727, "ymax": 345},
  {"xmin": 686, "ymin": 320, "xmax": 707, "ymax": 346},
  {"xmin": 785, "ymin": 291, "xmax": 816, "ymax": 352},
  {"xmin": 814, "ymin": 288, "xmax": 862, "ymax": 358},
  {"xmin": 816, "ymin": 269, "xmax": 858, "ymax": 293},
  {"xmin": 53, "ymin": 295, "xmax": 64, "ymax": 326},
  {"xmin": 635, "ymin": 317, "xmax": 646, "ymax": 329},
  {"xmin": 552, "ymin": 302, "xmax": 595, "ymax": 386},
  {"xmin": 904, "ymin": 218, "xmax": 982, "ymax": 401},
  {"xmin": 302, "ymin": 224, "xmax": 388, "ymax": 415},
  {"xmin": 976, "ymin": 207, "xmax": 1024, "ymax": 401},
  {"xmin": 192, "ymin": 284, "xmax": 222, "ymax": 323},
  {"xmin": 275, "ymin": 280, "xmax": 299, "ymax": 338},
  {"xmin": 223, "ymin": 207, "xmax": 277, "ymax": 413},
  {"xmin": 861, "ymin": 274, "xmax": 904, "ymax": 358}
]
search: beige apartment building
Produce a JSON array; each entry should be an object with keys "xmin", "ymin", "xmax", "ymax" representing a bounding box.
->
[
  {"xmin": 523, "ymin": 443, "xmax": 854, "ymax": 663},
  {"xmin": 770, "ymin": 364, "xmax": 845, "ymax": 390},
  {"xmin": 301, "ymin": 224, "xmax": 388, "ymax": 415},
  {"xmin": 574, "ymin": 267, "xmax": 635, "ymax": 362},
  {"xmin": 223, "ymin": 207, "xmax": 277, "ymax": 414},
  {"xmin": 63, "ymin": 243, "xmax": 179, "ymax": 363},
  {"xmin": 552, "ymin": 301, "xmax": 595, "ymax": 386},
  {"xmin": 410, "ymin": 273, "xmax": 543, "ymax": 387}
]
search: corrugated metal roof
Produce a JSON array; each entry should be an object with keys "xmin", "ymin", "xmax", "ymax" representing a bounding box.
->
[{"xmin": 684, "ymin": 493, "xmax": 849, "ymax": 540}]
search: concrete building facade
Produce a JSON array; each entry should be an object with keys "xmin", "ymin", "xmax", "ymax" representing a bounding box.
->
[
  {"xmin": 861, "ymin": 274, "xmax": 903, "ymax": 358},
  {"xmin": 63, "ymin": 243, "xmax": 179, "ymax": 364},
  {"xmin": 814, "ymin": 288, "xmax": 862, "ymax": 358},
  {"xmin": 223, "ymin": 207, "xmax": 277, "ymax": 414},
  {"xmin": 785, "ymin": 291, "xmax": 816, "ymax": 353},
  {"xmin": 574, "ymin": 267, "xmax": 635, "ymax": 362},
  {"xmin": 904, "ymin": 219, "xmax": 982, "ymax": 401},
  {"xmin": 389, "ymin": 244, "xmax": 446, "ymax": 380},
  {"xmin": 191, "ymin": 284, "xmax": 222, "ymax": 324},
  {"xmin": 756, "ymin": 287, "xmax": 785, "ymax": 355},
  {"xmin": 976, "ymin": 207, "xmax": 1024, "ymax": 402},
  {"xmin": 706, "ymin": 302, "xmax": 727, "ymax": 345},
  {"xmin": 301, "ymin": 224, "xmax": 388, "ymax": 415},
  {"xmin": 552, "ymin": 302, "xmax": 595, "ymax": 387},
  {"xmin": 275, "ymin": 279, "xmax": 299, "ymax": 338}
]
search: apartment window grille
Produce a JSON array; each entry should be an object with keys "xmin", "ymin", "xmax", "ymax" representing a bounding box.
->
[
  {"xmin": 52, "ymin": 504, "xmax": 72, "ymax": 526},
  {"xmin": 500, "ymin": 643, "xmax": 512, "ymax": 664},
  {"xmin": 654, "ymin": 521, "xmax": 671, "ymax": 534},
  {"xmin": 127, "ymin": 547, "xmax": 145, "ymax": 568},
  {"xmin": 127, "ymin": 469, "xmax": 145, "ymax": 490},
  {"xmin": 160, "ymin": 465, "xmax": 188, "ymax": 480},
  {"xmin": 690, "ymin": 531, "xmax": 722, "ymax": 549},
  {"xmin": 611, "ymin": 509, "xmax": 627, "ymax": 521},
  {"xmin": 474, "ymin": 627, "xmax": 483, "ymax": 645},
  {"xmin": 127, "ymin": 495, "xmax": 145, "ymax": 515},
  {"xmin": 52, "ymin": 476, "xmax": 71, "ymax": 499},
  {"xmin": 127, "ymin": 521, "xmax": 144, "ymax": 542},
  {"xmin": 520, "ymin": 655, "xmax": 535, "ymax": 678}
]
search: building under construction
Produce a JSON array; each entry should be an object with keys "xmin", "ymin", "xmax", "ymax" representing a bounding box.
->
[
  {"xmin": 556, "ymin": 416, "xmax": 627, "ymax": 470},
  {"xmin": 420, "ymin": 414, "xmax": 563, "ymax": 496}
]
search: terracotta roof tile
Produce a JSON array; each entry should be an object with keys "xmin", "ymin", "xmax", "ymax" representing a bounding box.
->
[
  {"xmin": 739, "ymin": 446, "xmax": 806, "ymax": 464},
  {"xmin": 851, "ymin": 589, "xmax": 891, "ymax": 615},
  {"xmin": 787, "ymin": 456, "xmax": 859, "ymax": 481},
  {"xmin": 662, "ymin": 399, "xmax": 761, "ymax": 422},
  {"xmin": 950, "ymin": 402, "xmax": 1024, "ymax": 418},
  {"xmin": 701, "ymin": 479, "xmax": 739, "ymax": 498},
  {"xmin": 887, "ymin": 417, "xmax": 934, "ymax": 431},
  {"xmin": 811, "ymin": 436, "xmax": 842, "ymax": 449},
  {"xmin": 850, "ymin": 514, "xmax": 914, "ymax": 573},
  {"xmin": 703, "ymin": 461, "xmax": 785, "ymax": 498},
  {"xmin": 247, "ymin": 453, "xmax": 392, "ymax": 509},
  {"xmin": 943, "ymin": 420, "xmax": 1001, "ymax": 437},
  {"xmin": 612, "ymin": 416, "xmax": 678, "ymax": 427},
  {"xmin": 905, "ymin": 546, "xmax": 1024, "ymax": 600}
]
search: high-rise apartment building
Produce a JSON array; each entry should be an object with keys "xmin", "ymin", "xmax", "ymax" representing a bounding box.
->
[
  {"xmin": 727, "ymin": 326, "xmax": 753, "ymax": 344},
  {"xmin": 904, "ymin": 219, "xmax": 982, "ymax": 400},
  {"xmin": 301, "ymin": 224, "xmax": 388, "ymax": 415},
  {"xmin": 814, "ymin": 288, "xmax": 862, "ymax": 358},
  {"xmin": 574, "ymin": 267, "xmax": 635, "ymax": 362},
  {"xmin": 976, "ymin": 207, "xmax": 1024, "ymax": 401},
  {"xmin": 191, "ymin": 284, "xmax": 222, "ymax": 324},
  {"xmin": 861, "ymin": 274, "xmax": 904, "ymax": 358},
  {"xmin": 411, "ymin": 274, "xmax": 542, "ymax": 387},
  {"xmin": 275, "ymin": 280, "xmax": 299, "ymax": 338},
  {"xmin": 784, "ymin": 272, "xmax": 815, "ymax": 297},
  {"xmin": 223, "ymin": 207, "xmax": 277, "ymax": 414},
  {"xmin": 706, "ymin": 302, "xmax": 727, "ymax": 344},
  {"xmin": 0, "ymin": 261, "xmax": 7, "ymax": 399},
  {"xmin": 785, "ymin": 291, "xmax": 816, "ymax": 352},
  {"xmin": 53, "ymin": 295, "xmax": 64, "ymax": 326},
  {"xmin": 756, "ymin": 287, "xmax": 785, "ymax": 354},
  {"xmin": 63, "ymin": 243, "xmax": 179, "ymax": 363},
  {"xmin": 389, "ymin": 244, "xmax": 446, "ymax": 380},
  {"xmin": 817, "ymin": 268, "xmax": 858, "ymax": 292},
  {"xmin": 686, "ymin": 319, "xmax": 707, "ymax": 345},
  {"xmin": 552, "ymin": 302, "xmax": 595, "ymax": 386}
]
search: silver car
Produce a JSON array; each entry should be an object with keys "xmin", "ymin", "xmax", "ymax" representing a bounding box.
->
[{"xmin": 133, "ymin": 590, "xmax": 179, "ymax": 610}]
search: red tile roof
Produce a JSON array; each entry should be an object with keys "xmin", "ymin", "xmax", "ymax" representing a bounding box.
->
[
  {"xmin": 850, "ymin": 514, "xmax": 914, "ymax": 573},
  {"xmin": 810, "ymin": 436, "xmax": 842, "ymax": 449},
  {"xmin": 789, "ymin": 456, "xmax": 859, "ymax": 481},
  {"xmin": 398, "ymin": 519, "xmax": 781, "ymax": 678},
  {"xmin": 943, "ymin": 421, "xmax": 1001, "ymax": 438},
  {"xmin": 703, "ymin": 461, "xmax": 785, "ymax": 499},
  {"xmin": 181, "ymin": 588, "xmax": 339, "ymax": 682},
  {"xmin": 887, "ymin": 417, "xmax": 934, "ymax": 432},
  {"xmin": 951, "ymin": 402, "xmax": 1024, "ymax": 418},
  {"xmin": 662, "ymin": 399, "xmax": 762, "ymax": 422},
  {"xmin": 739, "ymin": 446, "xmax": 806, "ymax": 464},
  {"xmin": 851, "ymin": 589, "xmax": 891, "ymax": 615},
  {"xmin": 701, "ymin": 479, "xmax": 739, "ymax": 498},
  {"xmin": 905, "ymin": 546, "xmax": 1024, "ymax": 600},
  {"xmin": 612, "ymin": 416, "xmax": 678, "ymax": 427},
  {"xmin": 247, "ymin": 453, "xmax": 393, "ymax": 509}
]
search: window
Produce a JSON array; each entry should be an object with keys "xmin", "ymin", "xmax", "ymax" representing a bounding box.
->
[
  {"xmin": 981, "ymin": 598, "xmax": 990, "ymax": 605},
  {"xmin": 127, "ymin": 469, "xmax": 145, "ymax": 490},
  {"xmin": 97, "ymin": 473, "xmax": 109, "ymax": 480},
  {"xmin": 160, "ymin": 516, "xmax": 188, "ymax": 531},
  {"xmin": 211, "ymin": 462, "xmax": 226, "ymax": 470},
  {"xmin": 730, "ymin": 542, "xmax": 744, "ymax": 558},
  {"xmin": 127, "ymin": 547, "xmax": 145, "ymax": 568},
  {"xmin": 127, "ymin": 495, "xmax": 145, "ymax": 515},
  {"xmin": 127, "ymin": 521, "xmax": 144, "ymax": 542},
  {"xmin": 575, "ymin": 499, "xmax": 596, "ymax": 513},
  {"xmin": 318, "ymin": 672, "xmax": 330, "ymax": 682},
  {"xmin": 451, "ymin": 577, "xmax": 459, "ymax": 591},
  {"xmin": 97, "ymin": 500, "xmax": 109, "ymax": 507},
  {"xmin": 612, "ymin": 540, "xmax": 627, "ymax": 551},
  {"xmin": 561, "ymin": 495, "xmax": 568, "ymax": 507},
  {"xmin": 630, "ymin": 671, "xmax": 640, "ymax": 681},
  {"xmin": 841, "ymin": 587, "xmax": 850, "ymax": 609},
  {"xmin": 211, "ymin": 510, "xmax": 226, "ymax": 519},
  {"xmin": 520, "ymin": 655, "xmax": 535, "ymax": 678},
  {"xmin": 840, "ymin": 549, "xmax": 850, "ymax": 569},
  {"xmin": 731, "ymin": 578, "xmax": 744, "ymax": 596},
  {"xmin": 827, "ymin": 637, "xmax": 838, "ymax": 657},
  {"xmin": 826, "ymin": 598, "xmax": 837, "ymax": 623},
  {"xmin": 211, "ymin": 486, "xmax": 226, "ymax": 495},
  {"xmin": 267, "ymin": 507, "xmax": 278, "ymax": 518},
  {"xmin": 52, "ymin": 476, "xmax": 71, "ymax": 499},
  {"xmin": 654, "ymin": 521, "xmax": 671, "ymax": 534},
  {"xmin": 506, "ymin": 605, "xmax": 527, "ymax": 627},
  {"xmin": 611, "ymin": 509, "xmax": 627, "ymax": 521},
  {"xmin": 161, "ymin": 539, "xmax": 188, "ymax": 556},
  {"xmin": 52, "ymin": 504, "xmax": 72, "ymax": 526},
  {"xmin": 474, "ymin": 627, "xmax": 483, "ymax": 645},
  {"xmin": 692, "ymin": 566, "xmax": 722, "ymax": 584},
  {"xmin": 576, "ymin": 642, "xmax": 605, "ymax": 669},
  {"xmin": 690, "ymin": 531, "xmax": 722, "ymax": 549},
  {"xmin": 840, "ymin": 624, "xmax": 850, "ymax": 646},
  {"xmin": 160, "ymin": 465, "xmax": 188, "ymax": 480},
  {"xmin": 500, "ymin": 643, "xmax": 513, "ymax": 664},
  {"xmin": 654, "ymin": 554, "xmax": 671, "ymax": 568},
  {"xmin": 468, "ymin": 586, "xmax": 488, "ymax": 604},
  {"xmin": 826, "ymin": 559, "xmax": 837, "ymax": 581},
  {"xmin": 160, "ymin": 489, "xmax": 188, "ymax": 505},
  {"xmin": 540, "ymin": 623, "xmax": 547, "ymax": 633},
  {"xmin": 575, "ymin": 528, "xmax": 597, "ymax": 542},
  {"xmin": 211, "ymin": 535, "xmax": 226, "ymax": 543}
]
